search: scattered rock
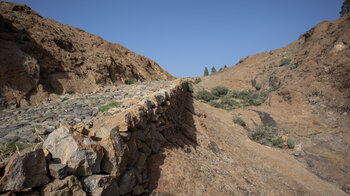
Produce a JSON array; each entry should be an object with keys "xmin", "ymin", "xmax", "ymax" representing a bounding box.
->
[
  {"xmin": 0, "ymin": 148, "xmax": 49, "ymax": 191},
  {"xmin": 34, "ymin": 127, "xmax": 48, "ymax": 135},
  {"xmin": 82, "ymin": 175, "xmax": 119, "ymax": 196}
]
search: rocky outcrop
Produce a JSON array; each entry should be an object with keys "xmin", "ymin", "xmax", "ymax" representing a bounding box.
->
[{"xmin": 0, "ymin": 2, "xmax": 174, "ymax": 108}]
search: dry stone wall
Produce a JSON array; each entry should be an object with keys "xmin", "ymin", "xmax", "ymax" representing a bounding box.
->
[{"xmin": 0, "ymin": 80, "xmax": 192, "ymax": 195}]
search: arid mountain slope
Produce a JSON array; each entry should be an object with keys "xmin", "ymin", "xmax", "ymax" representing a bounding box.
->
[
  {"xmin": 0, "ymin": 1, "xmax": 349, "ymax": 195},
  {"xmin": 199, "ymin": 13, "xmax": 350, "ymax": 115},
  {"xmin": 0, "ymin": 2, "xmax": 173, "ymax": 108},
  {"xmin": 193, "ymin": 13, "xmax": 350, "ymax": 192},
  {"xmin": 149, "ymin": 99, "xmax": 346, "ymax": 195}
]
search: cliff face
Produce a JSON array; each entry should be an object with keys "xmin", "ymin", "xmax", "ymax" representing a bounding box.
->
[{"xmin": 0, "ymin": 2, "xmax": 174, "ymax": 108}]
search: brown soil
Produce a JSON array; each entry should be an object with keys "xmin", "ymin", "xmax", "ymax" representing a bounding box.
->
[
  {"xmin": 187, "ymin": 13, "xmax": 350, "ymax": 194},
  {"xmin": 0, "ymin": 2, "xmax": 174, "ymax": 108},
  {"xmin": 149, "ymin": 100, "xmax": 347, "ymax": 195}
]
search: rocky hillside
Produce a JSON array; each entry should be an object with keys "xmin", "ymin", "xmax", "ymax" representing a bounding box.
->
[
  {"xmin": 1, "ymin": 2, "xmax": 350, "ymax": 196},
  {"xmin": 198, "ymin": 12, "xmax": 350, "ymax": 115},
  {"xmin": 193, "ymin": 13, "xmax": 350, "ymax": 193},
  {"xmin": 0, "ymin": 2, "xmax": 174, "ymax": 108}
]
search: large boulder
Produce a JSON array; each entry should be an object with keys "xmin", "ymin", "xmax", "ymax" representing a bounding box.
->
[
  {"xmin": 41, "ymin": 175, "xmax": 86, "ymax": 196},
  {"xmin": 82, "ymin": 175, "xmax": 119, "ymax": 196},
  {"xmin": 43, "ymin": 126, "xmax": 104, "ymax": 176},
  {"xmin": 0, "ymin": 148, "xmax": 49, "ymax": 191}
]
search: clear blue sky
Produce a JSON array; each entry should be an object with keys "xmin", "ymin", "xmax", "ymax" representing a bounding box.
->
[{"xmin": 7, "ymin": 0, "xmax": 343, "ymax": 77}]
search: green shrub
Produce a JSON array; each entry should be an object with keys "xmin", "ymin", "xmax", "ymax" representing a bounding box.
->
[
  {"xmin": 235, "ymin": 91, "xmax": 264, "ymax": 106},
  {"xmin": 221, "ymin": 96, "xmax": 242, "ymax": 108},
  {"xmin": 198, "ymin": 88, "xmax": 265, "ymax": 109},
  {"xmin": 138, "ymin": 78, "xmax": 146, "ymax": 83},
  {"xmin": 226, "ymin": 90, "xmax": 240, "ymax": 98},
  {"xmin": 287, "ymin": 138, "xmax": 295, "ymax": 149},
  {"xmin": 237, "ymin": 90, "xmax": 252, "ymax": 99},
  {"xmin": 211, "ymin": 86, "xmax": 229, "ymax": 97},
  {"xmin": 248, "ymin": 126, "xmax": 296, "ymax": 149},
  {"xmin": 215, "ymin": 89, "xmax": 265, "ymax": 107},
  {"xmin": 209, "ymin": 99, "xmax": 241, "ymax": 110},
  {"xmin": 193, "ymin": 78, "xmax": 201, "ymax": 84},
  {"xmin": 255, "ymin": 83, "xmax": 261, "ymax": 90},
  {"xmin": 99, "ymin": 102, "xmax": 120, "ymax": 112},
  {"xmin": 289, "ymin": 64, "xmax": 297, "ymax": 70},
  {"xmin": 246, "ymin": 93, "xmax": 264, "ymax": 106},
  {"xmin": 209, "ymin": 100, "xmax": 222, "ymax": 108},
  {"xmin": 248, "ymin": 126, "xmax": 277, "ymax": 145},
  {"xmin": 271, "ymin": 136, "xmax": 284, "ymax": 147},
  {"xmin": 280, "ymin": 58, "xmax": 291, "ymax": 66},
  {"xmin": 188, "ymin": 83, "xmax": 193, "ymax": 93},
  {"xmin": 62, "ymin": 97, "xmax": 69, "ymax": 101},
  {"xmin": 195, "ymin": 90, "xmax": 217, "ymax": 102},
  {"xmin": 125, "ymin": 78, "xmax": 134, "ymax": 84},
  {"xmin": 233, "ymin": 117, "xmax": 246, "ymax": 127},
  {"xmin": 0, "ymin": 142, "xmax": 37, "ymax": 160}
]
